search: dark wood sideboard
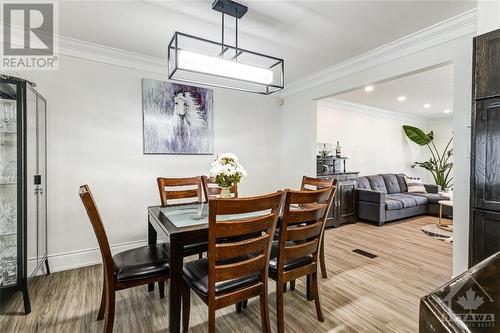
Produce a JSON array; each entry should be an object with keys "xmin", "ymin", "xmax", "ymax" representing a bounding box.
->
[
  {"xmin": 470, "ymin": 28, "xmax": 500, "ymax": 266},
  {"xmin": 420, "ymin": 252, "xmax": 500, "ymax": 333},
  {"xmin": 318, "ymin": 172, "xmax": 359, "ymax": 227}
]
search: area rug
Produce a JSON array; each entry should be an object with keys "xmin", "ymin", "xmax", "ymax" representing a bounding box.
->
[{"xmin": 421, "ymin": 223, "xmax": 453, "ymax": 243}]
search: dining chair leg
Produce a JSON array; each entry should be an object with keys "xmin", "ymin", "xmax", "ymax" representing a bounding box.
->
[
  {"xmin": 236, "ymin": 302, "xmax": 243, "ymax": 313},
  {"xmin": 320, "ymin": 237, "xmax": 328, "ymax": 279},
  {"xmin": 242, "ymin": 300, "xmax": 248, "ymax": 309},
  {"xmin": 182, "ymin": 281, "xmax": 190, "ymax": 333},
  {"xmin": 158, "ymin": 280, "xmax": 165, "ymax": 299},
  {"xmin": 97, "ymin": 275, "xmax": 106, "ymax": 320},
  {"xmin": 104, "ymin": 288, "xmax": 116, "ymax": 333},
  {"xmin": 312, "ymin": 272, "xmax": 324, "ymax": 322},
  {"xmin": 259, "ymin": 292, "xmax": 271, "ymax": 333},
  {"xmin": 208, "ymin": 307, "xmax": 216, "ymax": 333},
  {"xmin": 289, "ymin": 280, "xmax": 296, "ymax": 291},
  {"xmin": 198, "ymin": 252, "xmax": 203, "ymax": 259},
  {"xmin": 306, "ymin": 274, "xmax": 313, "ymax": 301},
  {"xmin": 276, "ymin": 281, "xmax": 285, "ymax": 333}
]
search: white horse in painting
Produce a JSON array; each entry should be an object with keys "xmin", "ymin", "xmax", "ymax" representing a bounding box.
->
[{"xmin": 172, "ymin": 92, "xmax": 205, "ymax": 149}]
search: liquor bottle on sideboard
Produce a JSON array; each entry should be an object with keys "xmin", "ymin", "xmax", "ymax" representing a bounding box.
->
[{"xmin": 335, "ymin": 141, "xmax": 341, "ymax": 157}]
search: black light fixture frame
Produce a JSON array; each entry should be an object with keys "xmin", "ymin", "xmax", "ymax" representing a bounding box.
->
[{"xmin": 167, "ymin": 0, "xmax": 284, "ymax": 95}]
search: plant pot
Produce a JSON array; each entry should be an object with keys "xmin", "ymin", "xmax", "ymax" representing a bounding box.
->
[{"xmin": 220, "ymin": 186, "xmax": 232, "ymax": 199}]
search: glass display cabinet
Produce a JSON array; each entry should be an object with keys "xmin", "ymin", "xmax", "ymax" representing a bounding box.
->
[{"xmin": 0, "ymin": 76, "xmax": 49, "ymax": 314}]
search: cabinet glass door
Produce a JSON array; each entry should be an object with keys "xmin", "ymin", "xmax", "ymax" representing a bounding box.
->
[
  {"xmin": 26, "ymin": 88, "xmax": 37, "ymax": 276},
  {"xmin": 36, "ymin": 96, "xmax": 47, "ymax": 270},
  {"xmin": 0, "ymin": 82, "xmax": 18, "ymax": 288}
]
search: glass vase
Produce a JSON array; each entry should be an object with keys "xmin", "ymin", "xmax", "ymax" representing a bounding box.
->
[{"xmin": 220, "ymin": 186, "xmax": 231, "ymax": 199}]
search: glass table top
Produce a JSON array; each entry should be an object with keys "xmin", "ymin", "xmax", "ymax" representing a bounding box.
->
[{"xmin": 159, "ymin": 203, "xmax": 269, "ymax": 228}]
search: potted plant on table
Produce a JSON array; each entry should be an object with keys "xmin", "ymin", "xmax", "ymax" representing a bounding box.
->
[{"xmin": 209, "ymin": 153, "xmax": 247, "ymax": 198}]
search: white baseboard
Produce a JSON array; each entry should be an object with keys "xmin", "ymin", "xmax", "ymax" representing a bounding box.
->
[{"xmin": 46, "ymin": 239, "xmax": 148, "ymax": 273}]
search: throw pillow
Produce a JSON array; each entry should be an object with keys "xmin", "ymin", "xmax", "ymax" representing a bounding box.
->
[{"xmin": 404, "ymin": 177, "xmax": 426, "ymax": 193}]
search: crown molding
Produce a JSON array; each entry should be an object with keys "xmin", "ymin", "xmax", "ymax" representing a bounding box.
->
[
  {"xmin": 317, "ymin": 99, "xmax": 451, "ymax": 123},
  {"xmin": 57, "ymin": 35, "xmax": 166, "ymax": 73},
  {"xmin": 280, "ymin": 8, "xmax": 477, "ymax": 97},
  {"xmin": 0, "ymin": 22, "xmax": 166, "ymax": 73}
]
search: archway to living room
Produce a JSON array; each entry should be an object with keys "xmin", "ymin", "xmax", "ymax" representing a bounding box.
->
[
  {"xmin": 302, "ymin": 63, "xmax": 457, "ymax": 330},
  {"xmin": 315, "ymin": 62, "xmax": 454, "ymax": 265}
]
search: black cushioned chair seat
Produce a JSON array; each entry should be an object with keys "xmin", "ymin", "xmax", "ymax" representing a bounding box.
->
[
  {"xmin": 114, "ymin": 244, "xmax": 170, "ymax": 281},
  {"xmin": 183, "ymin": 258, "xmax": 260, "ymax": 297},
  {"xmin": 268, "ymin": 241, "xmax": 313, "ymax": 272}
]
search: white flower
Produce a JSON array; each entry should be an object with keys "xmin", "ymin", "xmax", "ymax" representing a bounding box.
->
[
  {"xmin": 217, "ymin": 152, "xmax": 239, "ymax": 162},
  {"xmin": 208, "ymin": 153, "xmax": 247, "ymax": 187}
]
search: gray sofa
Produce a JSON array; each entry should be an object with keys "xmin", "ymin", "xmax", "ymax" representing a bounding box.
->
[{"xmin": 356, "ymin": 174, "xmax": 452, "ymax": 225}]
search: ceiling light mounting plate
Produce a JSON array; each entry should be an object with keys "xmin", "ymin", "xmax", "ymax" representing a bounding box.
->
[{"xmin": 212, "ymin": 0, "xmax": 248, "ymax": 19}]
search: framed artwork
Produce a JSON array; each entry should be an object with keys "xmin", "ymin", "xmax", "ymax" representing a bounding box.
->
[{"xmin": 142, "ymin": 79, "xmax": 214, "ymax": 154}]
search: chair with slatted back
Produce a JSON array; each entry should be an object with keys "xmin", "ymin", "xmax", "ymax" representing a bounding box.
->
[
  {"xmin": 268, "ymin": 186, "xmax": 336, "ymax": 333},
  {"xmin": 156, "ymin": 176, "xmax": 207, "ymax": 255},
  {"xmin": 157, "ymin": 176, "xmax": 203, "ymax": 206},
  {"xmin": 79, "ymin": 185, "xmax": 170, "ymax": 333},
  {"xmin": 181, "ymin": 191, "xmax": 284, "ymax": 333},
  {"xmin": 301, "ymin": 176, "xmax": 336, "ymax": 279},
  {"xmin": 201, "ymin": 175, "xmax": 238, "ymax": 201}
]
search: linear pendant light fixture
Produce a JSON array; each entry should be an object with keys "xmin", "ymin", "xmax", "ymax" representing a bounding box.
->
[{"xmin": 167, "ymin": 0, "xmax": 284, "ymax": 94}]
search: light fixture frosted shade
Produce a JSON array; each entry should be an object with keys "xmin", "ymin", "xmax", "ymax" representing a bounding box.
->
[{"xmin": 168, "ymin": 32, "xmax": 284, "ymax": 94}]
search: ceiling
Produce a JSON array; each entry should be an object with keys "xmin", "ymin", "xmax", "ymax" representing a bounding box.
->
[
  {"xmin": 328, "ymin": 64, "xmax": 454, "ymax": 118},
  {"xmin": 57, "ymin": 1, "xmax": 475, "ymax": 83}
]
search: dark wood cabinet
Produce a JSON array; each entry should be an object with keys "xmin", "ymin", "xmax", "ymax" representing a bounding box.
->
[
  {"xmin": 474, "ymin": 29, "xmax": 500, "ymax": 100},
  {"xmin": 470, "ymin": 209, "xmax": 500, "ymax": 266},
  {"xmin": 319, "ymin": 172, "xmax": 358, "ymax": 227},
  {"xmin": 470, "ymin": 28, "xmax": 500, "ymax": 267},
  {"xmin": 472, "ymin": 97, "xmax": 500, "ymax": 211}
]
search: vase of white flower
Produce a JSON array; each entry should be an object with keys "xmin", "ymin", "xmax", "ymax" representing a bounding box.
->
[{"xmin": 209, "ymin": 153, "xmax": 247, "ymax": 198}]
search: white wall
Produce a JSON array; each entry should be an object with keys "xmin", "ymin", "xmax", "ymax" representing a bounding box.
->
[
  {"xmin": 281, "ymin": 34, "xmax": 473, "ymax": 276},
  {"xmin": 477, "ymin": 0, "xmax": 500, "ymax": 34},
  {"xmin": 316, "ymin": 103, "xmax": 453, "ymax": 184},
  {"xmin": 316, "ymin": 103, "xmax": 426, "ymax": 178},
  {"xmin": 20, "ymin": 55, "xmax": 282, "ymax": 272}
]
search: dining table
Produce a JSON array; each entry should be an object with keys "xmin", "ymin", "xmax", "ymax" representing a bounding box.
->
[
  {"xmin": 147, "ymin": 202, "xmax": 315, "ymax": 333},
  {"xmin": 147, "ymin": 203, "xmax": 210, "ymax": 333}
]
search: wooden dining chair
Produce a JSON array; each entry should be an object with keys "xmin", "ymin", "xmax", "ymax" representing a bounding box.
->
[
  {"xmin": 201, "ymin": 175, "xmax": 238, "ymax": 201},
  {"xmin": 156, "ymin": 177, "xmax": 207, "ymax": 258},
  {"xmin": 157, "ymin": 176, "xmax": 203, "ymax": 206},
  {"xmin": 301, "ymin": 176, "xmax": 336, "ymax": 279},
  {"xmin": 79, "ymin": 185, "xmax": 170, "ymax": 333},
  {"xmin": 268, "ymin": 186, "xmax": 336, "ymax": 333},
  {"xmin": 181, "ymin": 191, "xmax": 284, "ymax": 333}
]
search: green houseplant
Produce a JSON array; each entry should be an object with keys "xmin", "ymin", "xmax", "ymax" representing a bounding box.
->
[{"xmin": 402, "ymin": 125, "xmax": 453, "ymax": 189}]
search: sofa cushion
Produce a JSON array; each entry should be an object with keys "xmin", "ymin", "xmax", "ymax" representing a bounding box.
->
[
  {"xmin": 399, "ymin": 193, "xmax": 428, "ymax": 205},
  {"xmin": 385, "ymin": 199, "xmax": 403, "ymax": 210},
  {"xmin": 405, "ymin": 177, "xmax": 427, "ymax": 193},
  {"xmin": 357, "ymin": 177, "xmax": 371, "ymax": 190},
  {"xmin": 386, "ymin": 194, "xmax": 418, "ymax": 208},
  {"xmin": 381, "ymin": 174, "xmax": 401, "ymax": 194},
  {"xmin": 366, "ymin": 175, "xmax": 388, "ymax": 193},
  {"xmin": 411, "ymin": 193, "xmax": 450, "ymax": 204},
  {"xmin": 396, "ymin": 174, "xmax": 408, "ymax": 192}
]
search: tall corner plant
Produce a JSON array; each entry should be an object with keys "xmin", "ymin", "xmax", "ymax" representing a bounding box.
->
[{"xmin": 402, "ymin": 125, "xmax": 453, "ymax": 189}]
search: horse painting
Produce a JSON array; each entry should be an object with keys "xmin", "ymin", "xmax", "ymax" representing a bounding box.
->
[{"xmin": 142, "ymin": 79, "xmax": 213, "ymax": 154}]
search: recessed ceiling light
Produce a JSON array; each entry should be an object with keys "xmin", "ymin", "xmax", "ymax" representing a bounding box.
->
[
  {"xmin": 444, "ymin": 109, "xmax": 452, "ymax": 114},
  {"xmin": 364, "ymin": 85, "xmax": 374, "ymax": 92},
  {"xmin": 423, "ymin": 104, "xmax": 431, "ymax": 108},
  {"xmin": 398, "ymin": 96, "xmax": 406, "ymax": 102}
]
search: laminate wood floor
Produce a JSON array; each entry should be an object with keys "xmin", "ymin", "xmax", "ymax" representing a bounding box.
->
[{"xmin": 0, "ymin": 216, "xmax": 453, "ymax": 333}]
